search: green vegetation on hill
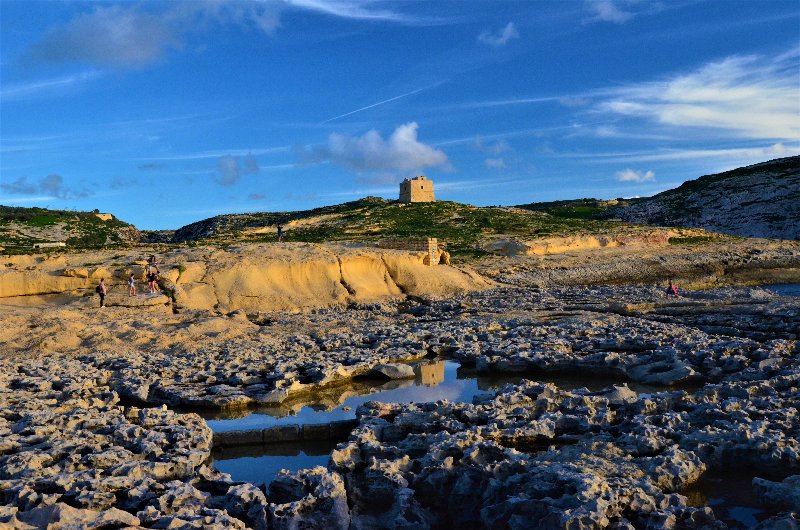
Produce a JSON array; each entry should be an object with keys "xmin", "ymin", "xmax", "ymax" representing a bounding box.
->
[
  {"xmin": 515, "ymin": 198, "xmax": 638, "ymax": 220},
  {"xmin": 172, "ymin": 197, "xmax": 618, "ymax": 257},
  {"xmin": 13, "ymin": 156, "xmax": 786, "ymax": 256},
  {"xmin": 0, "ymin": 206, "xmax": 140, "ymax": 254}
]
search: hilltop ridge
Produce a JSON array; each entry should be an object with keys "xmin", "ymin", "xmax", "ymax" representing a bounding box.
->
[
  {"xmin": 614, "ymin": 156, "xmax": 799, "ymax": 240},
  {"xmin": 168, "ymin": 197, "xmax": 618, "ymax": 257},
  {"xmin": 3, "ymin": 157, "xmax": 797, "ymax": 256}
]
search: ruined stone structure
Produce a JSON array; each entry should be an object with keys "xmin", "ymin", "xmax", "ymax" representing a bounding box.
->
[
  {"xmin": 399, "ymin": 176, "xmax": 435, "ymax": 203},
  {"xmin": 32, "ymin": 242, "xmax": 66, "ymax": 249}
]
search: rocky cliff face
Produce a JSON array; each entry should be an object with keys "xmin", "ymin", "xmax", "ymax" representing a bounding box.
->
[
  {"xmin": 615, "ymin": 156, "xmax": 800, "ymax": 240},
  {"xmin": 171, "ymin": 214, "xmax": 239, "ymax": 242}
]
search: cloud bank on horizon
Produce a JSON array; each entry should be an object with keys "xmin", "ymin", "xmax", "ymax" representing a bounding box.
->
[{"xmin": 1, "ymin": 0, "xmax": 798, "ymax": 229}]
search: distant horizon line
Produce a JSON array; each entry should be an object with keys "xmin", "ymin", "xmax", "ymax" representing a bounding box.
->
[{"xmin": 1, "ymin": 154, "xmax": 796, "ymax": 230}]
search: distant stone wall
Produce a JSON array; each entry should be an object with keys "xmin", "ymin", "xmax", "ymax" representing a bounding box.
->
[
  {"xmin": 399, "ymin": 176, "xmax": 435, "ymax": 203},
  {"xmin": 32, "ymin": 242, "xmax": 66, "ymax": 249}
]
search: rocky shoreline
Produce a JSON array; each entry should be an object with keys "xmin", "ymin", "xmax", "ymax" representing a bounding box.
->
[{"xmin": 0, "ymin": 278, "xmax": 798, "ymax": 528}]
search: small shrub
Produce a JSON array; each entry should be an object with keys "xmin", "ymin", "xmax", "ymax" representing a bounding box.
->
[{"xmin": 668, "ymin": 236, "xmax": 715, "ymax": 245}]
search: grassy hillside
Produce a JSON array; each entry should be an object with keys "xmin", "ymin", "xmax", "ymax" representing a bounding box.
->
[
  {"xmin": 11, "ymin": 156, "xmax": 783, "ymax": 256},
  {"xmin": 515, "ymin": 198, "xmax": 642, "ymax": 220},
  {"xmin": 0, "ymin": 206, "xmax": 140, "ymax": 254},
  {"xmin": 172, "ymin": 197, "xmax": 619, "ymax": 257}
]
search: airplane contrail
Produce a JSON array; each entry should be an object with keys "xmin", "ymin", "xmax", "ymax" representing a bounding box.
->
[{"xmin": 320, "ymin": 84, "xmax": 439, "ymax": 124}]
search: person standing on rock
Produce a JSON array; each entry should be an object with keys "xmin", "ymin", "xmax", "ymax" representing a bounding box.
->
[
  {"xmin": 128, "ymin": 274, "xmax": 136, "ymax": 297},
  {"xmin": 147, "ymin": 270, "xmax": 157, "ymax": 293},
  {"xmin": 148, "ymin": 254, "xmax": 159, "ymax": 274},
  {"xmin": 277, "ymin": 224, "xmax": 284, "ymax": 242},
  {"xmin": 96, "ymin": 278, "xmax": 107, "ymax": 307},
  {"xmin": 665, "ymin": 278, "xmax": 679, "ymax": 297}
]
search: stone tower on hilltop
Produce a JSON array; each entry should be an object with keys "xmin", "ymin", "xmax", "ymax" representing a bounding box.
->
[{"xmin": 399, "ymin": 176, "xmax": 435, "ymax": 203}]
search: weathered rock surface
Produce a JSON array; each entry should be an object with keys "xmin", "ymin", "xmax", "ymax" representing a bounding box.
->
[
  {"xmin": 0, "ymin": 273, "xmax": 798, "ymax": 527},
  {"xmin": 476, "ymin": 238, "xmax": 800, "ymax": 289},
  {"xmin": 615, "ymin": 156, "xmax": 800, "ymax": 240},
  {"xmin": 482, "ymin": 228, "xmax": 686, "ymax": 256}
]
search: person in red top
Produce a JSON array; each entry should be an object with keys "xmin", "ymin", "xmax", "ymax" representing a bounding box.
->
[{"xmin": 665, "ymin": 278, "xmax": 679, "ymax": 297}]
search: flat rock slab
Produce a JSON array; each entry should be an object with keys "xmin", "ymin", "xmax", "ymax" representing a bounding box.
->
[
  {"xmin": 371, "ymin": 363, "xmax": 416, "ymax": 379},
  {"xmin": 105, "ymin": 292, "xmax": 170, "ymax": 307}
]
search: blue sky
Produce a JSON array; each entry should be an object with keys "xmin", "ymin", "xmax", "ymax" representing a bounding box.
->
[{"xmin": 1, "ymin": 0, "xmax": 798, "ymax": 229}]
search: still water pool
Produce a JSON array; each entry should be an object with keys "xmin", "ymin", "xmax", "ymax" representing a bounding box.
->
[
  {"xmin": 761, "ymin": 283, "xmax": 800, "ymax": 297},
  {"xmin": 683, "ymin": 469, "xmax": 779, "ymax": 529},
  {"xmin": 212, "ymin": 440, "xmax": 336, "ymax": 487},
  {"xmin": 203, "ymin": 359, "xmax": 665, "ymax": 433},
  {"xmin": 207, "ymin": 359, "xmax": 668, "ymax": 486}
]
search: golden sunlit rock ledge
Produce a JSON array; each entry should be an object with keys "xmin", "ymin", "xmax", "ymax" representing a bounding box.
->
[{"xmin": 0, "ymin": 243, "xmax": 491, "ymax": 313}]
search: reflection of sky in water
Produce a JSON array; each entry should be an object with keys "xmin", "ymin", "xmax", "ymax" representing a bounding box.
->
[
  {"xmin": 213, "ymin": 440, "xmax": 334, "ymax": 486},
  {"xmin": 207, "ymin": 360, "xmax": 676, "ymax": 433},
  {"xmin": 723, "ymin": 507, "xmax": 762, "ymax": 529},
  {"xmin": 761, "ymin": 283, "xmax": 800, "ymax": 297},
  {"xmin": 208, "ymin": 361, "xmax": 493, "ymax": 433},
  {"xmin": 684, "ymin": 471, "xmax": 769, "ymax": 529}
]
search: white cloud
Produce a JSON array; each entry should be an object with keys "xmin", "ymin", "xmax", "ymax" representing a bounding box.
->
[
  {"xmin": 484, "ymin": 158, "xmax": 507, "ymax": 170},
  {"xmin": 137, "ymin": 146, "xmax": 289, "ymax": 162},
  {"xmin": 1, "ymin": 174, "xmax": 89, "ymax": 199},
  {"xmin": 584, "ymin": 0, "xmax": 634, "ymax": 24},
  {"xmin": 0, "ymin": 177, "xmax": 38, "ymax": 195},
  {"xmin": 559, "ymin": 97, "xmax": 591, "ymax": 107},
  {"xmin": 608, "ymin": 143, "xmax": 797, "ymax": 163},
  {"xmin": 544, "ymin": 142, "xmax": 800, "ymax": 164},
  {"xmin": 305, "ymin": 122, "xmax": 449, "ymax": 173},
  {"xmin": 29, "ymin": 6, "xmax": 183, "ymax": 68},
  {"xmin": 217, "ymin": 155, "xmax": 240, "ymax": 186},
  {"xmin": 615, "ymin": 169, "xmax": 655, "ymax": 183},
  {"xmin": 216, "ymin": 153, "xmax": 259, "ymax": 186},
  {"xmin": 25, "ymin": 1, "xmax": 420, "ymax": 69},
  {"xmin": 0, "ymin": 71, "xmax": 100, "ymax": 100},
  {"xmin": 478, "ymin": 22, "xmax": 519, "ymax": 47},
  {"xmin": 473, "ymin": 137, "xmax": 511, "ymax": 155},
  {"xmin": 594, "ymin": 126, "xmax": 618, "ymax": 138},
  {"xmin": 242, "ymin": 155, "xmax": 260, "ymax": 174},
  {"xmin": 0, "ymin": 196, "xmax": 58, "ymax": 204},
  {"xmin": 285, "ymin": 0, "xmax": 413, "ymax": 22},
  {"xmin": 598, "ymin": 50, "xmax": 800, "ymax": 141}
]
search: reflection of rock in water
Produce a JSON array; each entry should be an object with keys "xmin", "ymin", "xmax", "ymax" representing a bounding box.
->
[
  {"xmin": 213, "ymin": 439, "xmax": 338, "ymax": 461},
  {"xmin": 415, "ymin": 361, "xmax": 444, "ymax": 386},
  {"xmin": 200, "ymin": 377, "xmax": 416, "ymax": 420}
]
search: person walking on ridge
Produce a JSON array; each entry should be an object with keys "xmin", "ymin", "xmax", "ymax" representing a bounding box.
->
[
  {"xmin": 96, "ymin": 278, "xmax": 107, "ymax": 308},
  {"xmin": 277, "ymin": 224, "xmax": 284, "ymax": 242}
]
